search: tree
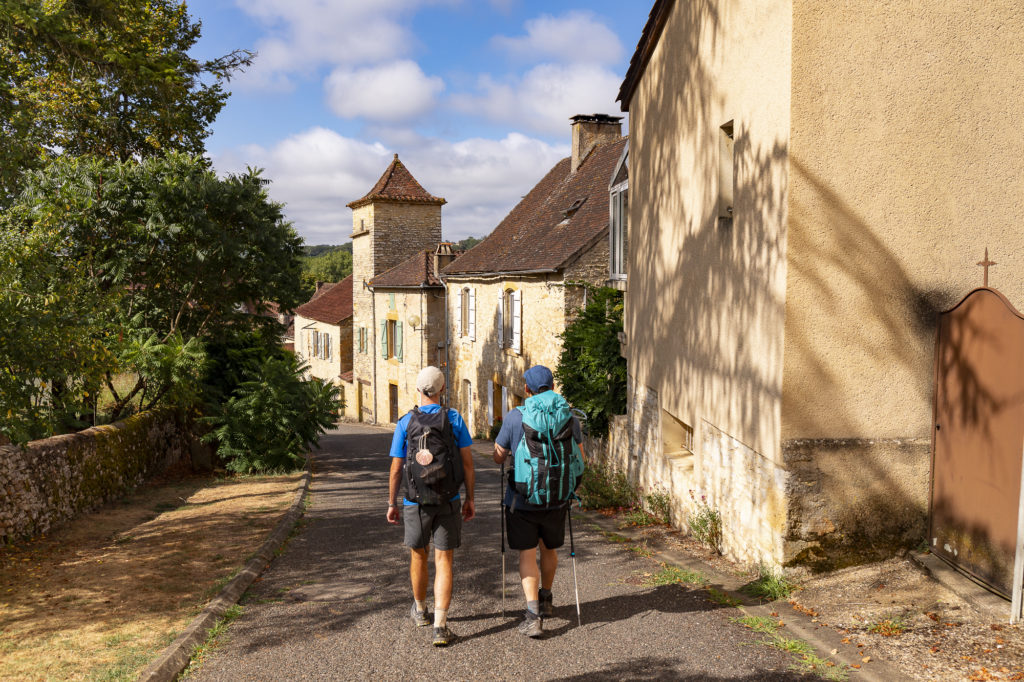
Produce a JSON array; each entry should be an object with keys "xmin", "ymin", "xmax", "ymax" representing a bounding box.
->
[
  {"xmin": 299, "ymin": 247, "xmax": 353, "ymax": 298},
  {"xmin": 0, "ymin": 0, "xmax": 252, "ymax": 202},
  {"xmin": 1, "ymin": 153, "xmax": 305, "ymax": 430},
  {"xmin": 555, "ymin": 287, "xmax": 627, "ymax": 438}
]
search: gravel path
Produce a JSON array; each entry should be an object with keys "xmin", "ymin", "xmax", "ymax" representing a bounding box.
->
[{"xmin": 192, "ymin": 423, "xmax": 805, "ymax": 681}]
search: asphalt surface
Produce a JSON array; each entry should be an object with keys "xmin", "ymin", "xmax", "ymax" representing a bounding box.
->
[{"xmin": 192, "ymin": 423, "xmax": 805, "ymax": 681}]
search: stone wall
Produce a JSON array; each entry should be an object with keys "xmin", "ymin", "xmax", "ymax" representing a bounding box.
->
[
  {"xmin": 0, "ymin": 411, "xmax": 192, "ymax": 543},
  {"xmin": 564, "ymin": 238, "xmax": 611, "ymax": 316},
  {"xmin": 782, "ymin": 437, "xmax": 930, "ymax": 572}
]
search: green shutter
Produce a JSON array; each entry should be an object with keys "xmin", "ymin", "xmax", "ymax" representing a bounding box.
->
[
  {"xmin": 380, "ymin": 321, "xmax": 388, "ymax": 359},
  {"xmin": 396, "ymin": 321, "xmax": 403, "ymax": 362}
]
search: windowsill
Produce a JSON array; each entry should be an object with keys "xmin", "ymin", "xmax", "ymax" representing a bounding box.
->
[{"xmin": 606, "ymin": 278, "xmax": 627, "ymax": 292}]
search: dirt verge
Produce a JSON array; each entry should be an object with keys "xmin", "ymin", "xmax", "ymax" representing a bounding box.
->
[{"xmin": 0, "ymin": 471, "xmax": 301, "ymax": 681}]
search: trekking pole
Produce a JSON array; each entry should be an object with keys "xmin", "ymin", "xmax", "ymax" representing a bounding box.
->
[
  {"xmin": 500, "ymin": 464, "xmax": 506, "ymax": 618},
  {"xmin": 568, "ymin": 506, "xmax": 582, "ymax": 627}
]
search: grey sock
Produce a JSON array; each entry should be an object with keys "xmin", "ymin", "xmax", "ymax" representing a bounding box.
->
[{"xmin": 527, "ymin": 599, "xmax": 540, "ymax": 615}]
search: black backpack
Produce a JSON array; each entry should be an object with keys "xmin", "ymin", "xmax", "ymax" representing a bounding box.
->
[{"xmin": 403, "ymin": 407, "xmax": 464, "ymax": 505}]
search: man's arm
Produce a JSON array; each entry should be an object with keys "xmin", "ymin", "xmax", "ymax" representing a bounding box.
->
[
  {"xmin": 493, "ymin": 442, "xmax": 509, "ymax": 464},
  {"xmin": 386, "ymin": 457, "xmax": 403, "ymax": 524},
  {"xmin": 460, "ymin": 446, "xmax": 476, "ymax": 521}
]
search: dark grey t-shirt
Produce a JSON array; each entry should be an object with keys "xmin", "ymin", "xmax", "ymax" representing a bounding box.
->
[{"xmin": 496, "ymin": 404, "xmax": 582, "ymax": 511}]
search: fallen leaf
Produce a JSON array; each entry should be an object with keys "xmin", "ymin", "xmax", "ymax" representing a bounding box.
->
[
  {"xmin": 861, "ymin": 656, "xmax": 871, "ymax": 663},
  {"xmin": 830, "ymin": 649, "xmax": 838, "ymax": 655},
  {"xmin": 930, "ymin": 646, "xmax": 941, "ymax": 653},
  {"xmin": 841, "ymin": 637, "xmax": 851, "ymax": 644},
  {"xmin": 851, "ymin": 664, "xmax": 861, "ymax": 669}
]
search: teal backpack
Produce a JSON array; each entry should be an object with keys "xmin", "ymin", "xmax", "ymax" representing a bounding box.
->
[{"xmin": 512, "ymin": 391, "xmax": 585, "ymax": 507}]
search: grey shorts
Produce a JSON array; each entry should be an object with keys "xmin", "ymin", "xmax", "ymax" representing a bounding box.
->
[{"xmin": 403, "ymin": 499, "xmax": 462, "ymax": 550}]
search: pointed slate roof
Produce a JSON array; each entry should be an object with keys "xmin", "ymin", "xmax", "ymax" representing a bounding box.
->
[
  {"xmin": 294, "ymin": 275, "xmax": 353, "ymax": 325},
  {"xmin": 443, "ymin": 136, "xmax": 628, "ymax": 276},
  {"xmin": 346, "ymin": 154, "xmax": 446, "ymax": 209}
]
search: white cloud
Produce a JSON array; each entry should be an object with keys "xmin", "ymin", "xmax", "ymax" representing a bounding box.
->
[
  {"xmin": 325, "ymin": 61, "xmax": 444, "ymax": 122},
  {"xmin": 492, "ymin": 11, "xmax": 623, "ymax": 65},
  {"xmin": 451, "ymin": 63, "xmax": 623, "ymax": 137},
  {"xmin": 233, "ymin": 0, "xmax": 447, "ymax": 90},
  {"xmin": 212, "ymin": 127, "xmax": 568, "ymax": 243}
]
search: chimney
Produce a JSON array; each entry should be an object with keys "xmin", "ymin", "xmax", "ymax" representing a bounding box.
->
[
  {"xmin": 571, "ymin": 114, "xmax": 623, "ymax": 173},
  {"xmin": 433, "ymin": 242, "xmax": 456, "ymax": 278},
  {"xmin": 315, "ymin": 281, "xmax": 324, "ymax": 293}
]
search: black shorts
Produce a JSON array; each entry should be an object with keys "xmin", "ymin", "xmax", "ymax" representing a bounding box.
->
[
  {"xmin": 505, "ymin": 506, "xmax": 566, "ymax": 551},
  {"xmin": 403, "ymin": 500, "xmax": 462, "ymax": 550}
]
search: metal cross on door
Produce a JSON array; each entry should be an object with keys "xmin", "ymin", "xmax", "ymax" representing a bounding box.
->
[{"xmin": 930, "ymin": 288, "xmax": 1024, "ymax": 600}]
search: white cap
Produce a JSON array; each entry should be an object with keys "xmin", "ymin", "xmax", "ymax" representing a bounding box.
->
[{"xmin": 416, "ymin": 366, "xmax": 445, "ymax": 397}]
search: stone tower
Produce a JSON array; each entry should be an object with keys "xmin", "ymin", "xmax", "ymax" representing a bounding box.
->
[{"xmin": 347, "ymin": 154, "xmax": 445, "ymax": 421}]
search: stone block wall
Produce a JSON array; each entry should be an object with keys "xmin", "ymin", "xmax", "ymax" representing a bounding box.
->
[
  {"xmin": 0, "ymin": 411, "xmax": 191, "ymax": 543},
  {"xmin": 446, "ymin": 274, "xmax": 568, "ymax": 438},
  {"xmin": 782, "ymin": 438, "xmax": 930, "ymax": 572},
  {"xmin": 563, "ymin": 237, "xmax": 612, "ymax": 316}
]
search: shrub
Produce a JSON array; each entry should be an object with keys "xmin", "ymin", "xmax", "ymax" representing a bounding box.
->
[
  {"xmin": 644, "ymin": 486, "xmax": 672, "ymax": 524},
  {"xmin": 202, "ymin": 355, "xmax": 341, "ymax": 473},
  {"xmin": 742, "ymin": 561, "xmax": 798, "ymax": 602},
  {"xmin": 487, "ymin": 418, "xmax": 502, "ymax": 442},
  {"xmin": 688, "ymin": 491, "xmax": 723, "ymax": 554},
  {"xmin": 578, "ymin": 461, "xmax": 638, "ymax": 510}
]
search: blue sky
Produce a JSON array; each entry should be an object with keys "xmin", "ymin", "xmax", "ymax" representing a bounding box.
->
[{"xmin": 190, "ymin": 0, "xmax": 650, "ymax": 244}]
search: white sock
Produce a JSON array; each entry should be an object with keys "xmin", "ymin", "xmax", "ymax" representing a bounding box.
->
[
  {"xmin": 434, "ymin": 608, "xmax": 448, "ymax": 627},
  {"xmin": 415, "ymin": 599, "xmax": 426, "ymax": 613}
]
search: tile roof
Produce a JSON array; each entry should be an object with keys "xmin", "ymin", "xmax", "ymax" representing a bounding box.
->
[
  {"xmin": 346, "ymin": 154, "xmax": 446, "ymax": 209},
  {"xmin": 617, "ymin": 0, "xmax": 675, "ymax": 112},
  {"xmin": 370, "ymin": 250, "xmax": 445, "ymax": 288},
  {"xmin": 442, "ymin": 136, "xmax": 627, "ymax": 276},
  {"xmin": 294, "ymin": 275, "xmax": 353, "ymax": 325}
]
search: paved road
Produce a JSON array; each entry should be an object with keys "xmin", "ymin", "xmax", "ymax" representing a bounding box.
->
[{"xmin": 193, "ymin": 423, "xmax": 804, "ymax": 681}]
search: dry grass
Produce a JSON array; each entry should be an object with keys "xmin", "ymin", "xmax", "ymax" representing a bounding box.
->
[{"xmin": 0, "ymin": 471, "xmax": 301, "ymax": 681}]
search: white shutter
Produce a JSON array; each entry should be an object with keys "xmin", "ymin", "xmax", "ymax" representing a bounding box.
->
[
  {"xmin": 512, "ymin": 289, "xmax": 522, "ymax": 354},
  {"xmin": 501, "ymin": 386, "xmax": 509, "ymax": 418},
  {"xmin": 468, "ymin": 287, "xmax": 476, "ymax": 341},
  {"xmin": 455, "ymin": 288, "xmax": 462, "ymax": 337},
  {"xmin": 487, "ymin": 380, "xmax": 494, "ymax": 425},
  {"xmin": 497, "ymin": 290, "xmax": 504, "ymax": 348}
]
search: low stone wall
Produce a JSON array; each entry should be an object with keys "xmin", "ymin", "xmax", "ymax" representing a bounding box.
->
[
  {"xmin": 0, "ymin": 411, "xmax": 192, "ymax": 543},
  {"xmin": 782, "ymin": 437, "xmax": 931, "ymax": 572}
]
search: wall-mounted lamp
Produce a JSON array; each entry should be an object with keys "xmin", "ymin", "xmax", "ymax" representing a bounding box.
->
[{"xmin": 406, "ymin": 314, "xmax": 422, "ymax": 330}]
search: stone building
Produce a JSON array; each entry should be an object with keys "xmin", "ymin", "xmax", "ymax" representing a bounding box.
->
[
  {"xmin": 442, "ymin": 115, "xmax": 627, "ymax": 439},
  {"xmin": 366, "ymin": 244, "xmax": 457, "ymax": 423},
  {"xmin": 292, "ymin": 276, "xmax": 358, "ymax": 420},
  {"xmin": 611, "ymin": 0, "xmax": 1024, "ymax": 571},
  {"xmin": 348, "ymin": 155, "xmax": 447, "ymax": 424}
]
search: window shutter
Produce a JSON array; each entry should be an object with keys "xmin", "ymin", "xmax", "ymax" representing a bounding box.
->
[
  {"xmin": 496, "ymin": 290, "xmax": 504, "ymax": 348},
  {"xmin": 380, "ymin": 321, "xmax": 388, "ymax": 359},
  {"xmin": 487, "ymin": 380, "xmax": 494, "ymax": 425},
  {"xmin": 469, "ymin": 288, "xmax": 476, "ymax": 341},
  {"xmin": 396, "ymin": 321, "xmax": 403, "ymax": 362},
  {"xmin": 501, "ymin": 386, "xmax": 509, "ymax": 418},
  {"xmin": 455, "ymin": 289, "xmax": 462, "ymax": 337},
  {"xmin": 359, "ymin": 327, "xmax": 365, "ymax": 353},
  {"xmin": 306, "ymin": 330, "xmax": 312, "ymax": 358},
  {"xmin": 512, "ymin": 289, "xmax": 522, "ymax": 354},
  {"xmin": 326, "ymin": 333, "xmax": 332, "ymax": 361}
]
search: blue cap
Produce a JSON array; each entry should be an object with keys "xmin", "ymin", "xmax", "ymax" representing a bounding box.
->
[{"xmin": 523, "ymin": 365, "xmax": 553, "ymax": 393}]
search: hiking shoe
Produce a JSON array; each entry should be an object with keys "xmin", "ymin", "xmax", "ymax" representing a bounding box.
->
[
  {"xmin": 432, "ymin": 625, "xmax": 454, "ymax": 647},
  {"xmin": 539, "ymin": 589, "xmax": 554, "ymax": 617},
  {"xmin": 410, "ymin": 603, "xmax": 430, "ymax": 627},
  {"xmin": 518, "ymin": 610, "xmax": 543, "ymax": 638}
]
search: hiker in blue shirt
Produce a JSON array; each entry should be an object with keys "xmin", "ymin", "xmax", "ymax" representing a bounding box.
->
[
  {"xmin": 493, "ymin": 365, "xmax": 585, "ymax": 638},
  {"xmin": 387, "ymin": 366, "xmax": 475, "ymax": 647}
]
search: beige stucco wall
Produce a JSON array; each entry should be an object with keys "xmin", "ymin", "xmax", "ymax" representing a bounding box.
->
[
  {"xmin": 293, "ymin": 315, "xmax": 350, "ymax": 383},
  {"xmin": 625, "ymin": 0, "xmax": 792, "ymax": 466},
  {"xmin": 368, "ymin": 288, "xmax": 446, "ymax": 425},
  {"xmin": 784, "ymin": 1, "xmax": 1024, "ymax": 441},
  {"xmin": 446, "ymin": 275, "xmax": 570, "ymax": 438}
]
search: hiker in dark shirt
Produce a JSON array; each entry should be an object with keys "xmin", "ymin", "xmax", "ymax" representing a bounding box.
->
[{"xmin": 493, "ymin": 365, "xmax": 584, "ymax": 638}]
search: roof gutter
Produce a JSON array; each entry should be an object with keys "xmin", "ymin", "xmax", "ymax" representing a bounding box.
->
[{"xmin": 441, "ymin": 268, "xmax": 559, "ymax": 280}]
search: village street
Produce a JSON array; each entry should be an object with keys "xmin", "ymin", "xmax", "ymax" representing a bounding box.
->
[{"xmin": 191, "ymin": 423, "xmax": 805, "ymax": 681}]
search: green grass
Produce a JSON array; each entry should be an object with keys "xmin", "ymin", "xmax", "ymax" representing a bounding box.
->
[
  {"xmin": 642, "ymin": 563, "xmax": 706, "ymax": 587},
  {"xmin": 180, "ymin": 606, "xmax": 244, "ymax": 679},
  {"xmin": 789, "ymin": 651, "xmax": 849, "ymax": 681},
  {"xmin": 731, "ymin": 615, "xmax": 779, "ymax": 634},
  {"xmin": 86, "ymin": 631, "xmax": 177, "ymax": 682},
  {"xmin": 707, "ymin": 587, "xmax": 742, "ymax": 607},
  {"xmin": 627, "ymin": 543, "xmax": 654, "ymax": 558},
  {"xmin": 620, "ymin": 507, "xmax": 659, "ymax": 527},
  {"xmin": 741, "ymin": 562, "xmax": 798, "ymax": 601},
  {"xmin": 602, "ymin": 531, "xmax": 630, "ymax": 544}
]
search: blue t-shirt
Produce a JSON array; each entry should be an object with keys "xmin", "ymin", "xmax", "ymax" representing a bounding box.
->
[
  {"xmin": 496, "ymin": 404, "xmax": 582, "ymax": 511},
  {"xmin": 390, "ymin": 403, "xmax": 473, "ymax": 506}
]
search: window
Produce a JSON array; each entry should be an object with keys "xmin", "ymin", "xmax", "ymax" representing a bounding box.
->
[
  {"xmin": 458, "ymin": 287, "xmax": 476, "ymax": 340},
  {"xmin": 309, "ymin": 330, "xmax": 332, "ymax": 360},
  {"xmin": 609, "ymin": 143, "xmax": 629, "ymax": 280},
  {"xmin": 381, "ymin": 319, "xmax": 403, "ymax": 361},
  {"xmin": 719, "ymin": 121, "xmax": 734, "ymax": 219},
  {"xmin": 357, "ymin": 327, "xmax": 365, "ymax": 354},
  {"xmin": 500, "ymin": 288, "xmax": 521, "ymax": 353}
]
